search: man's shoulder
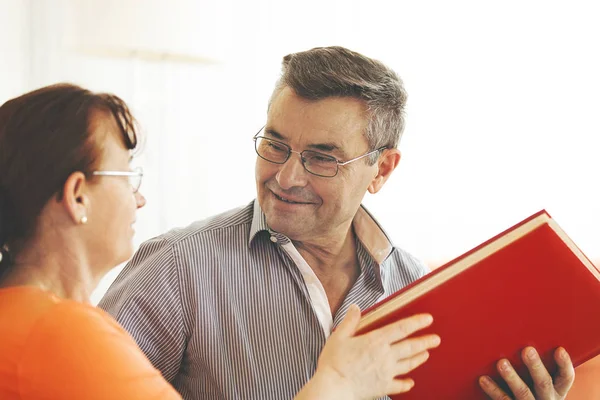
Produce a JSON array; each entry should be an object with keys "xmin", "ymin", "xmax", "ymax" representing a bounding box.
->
[
  {"xmin": 387, "ymin": 245, "xmax": 430, "ymax": 280},
  {"xmin": 159, "ymin": 201, "xmax": 255, "ymax": 247},
  {"xmin": 98, "ymin": 202, "xmax": 257, "ymax": 309}
]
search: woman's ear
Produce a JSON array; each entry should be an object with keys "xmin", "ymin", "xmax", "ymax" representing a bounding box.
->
[
  {"xmin": 368, "ymin": 149, "xmax": 401, "ymax": 194},
  {"xmin": 60, "ymin": 172, "xmax": 90, "ymax": 224}
]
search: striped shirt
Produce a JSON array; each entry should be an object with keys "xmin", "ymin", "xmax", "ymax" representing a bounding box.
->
[{"xmin": 99, "ymin": 200, "xmax": 428, "ymax": 400}]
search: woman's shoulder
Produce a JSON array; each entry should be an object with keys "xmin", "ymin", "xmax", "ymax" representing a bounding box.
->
[
  {"xmin": 0, "ymin": 285, "xmax": 60, "ymax": 312},
  {"xmin": 16, "ymin": 289, "xmax": 181, "ymax": 399},
  {"xmin": 0, "ymin": 286, "xmax": 63, "ymax": 340},
  {"xmin": 43, "ymin": 295, "xmax": 125, "ymax": 334},
  {"xmin": 0, "ymin": 286, "xmax": 125, "ymax": 339},
  {"xmin": 26, "ymin": 293, "xmax": 136, "ymax": 358}
]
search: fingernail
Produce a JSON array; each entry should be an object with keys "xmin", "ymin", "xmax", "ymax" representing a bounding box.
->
[
  {"xmin": 479, "ymin": 376, "xmax": 492, "ymax": 386},
  {"xmin": 433, "ymin": 335, "xmax": 441, "ymax": 346},
  {"xmin": 560, "ymin": 348, "xmax": 570, "ymax": 361},
  {"xmin": 527, "ymin": 348, "xmax": 537, "ymax": 360},
  {"xmin": 500, "ymin": 360, "xmax": 511, "ymax": 372},
  {"xmin": 424, "ymin": 314, "xmax": 433, "ymax": 324}
]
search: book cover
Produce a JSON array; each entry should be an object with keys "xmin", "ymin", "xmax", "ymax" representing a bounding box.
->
[{"xmin": 356, "ymin": 210, "xmax": 600, "ymax": 399}]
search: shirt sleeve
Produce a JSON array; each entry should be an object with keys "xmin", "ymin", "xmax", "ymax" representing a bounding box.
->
[
  {"xmin": 18, "ymin": 302, "xmax": 182, "ymax": 400},
  {"xmin": 98, "ymin": 236, "xmax": 187, "ymax": 383}
]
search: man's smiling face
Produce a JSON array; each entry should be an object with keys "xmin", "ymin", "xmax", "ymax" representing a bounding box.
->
[{"xmin": 255, "ymin": 87, "xmax": 379, "ymax": 241}]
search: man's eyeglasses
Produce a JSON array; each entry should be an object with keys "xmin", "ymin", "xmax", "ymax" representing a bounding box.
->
[
  {"xmin": 91, "ymin": 166, "xmax": 143, "ymax": 193},
  {"xmin": 253, "ymin": 127, "xmax": 386, "ymax": 178}
]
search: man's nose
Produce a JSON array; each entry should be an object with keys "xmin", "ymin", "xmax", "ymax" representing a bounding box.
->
[{"xmin": 276, "ymin": 151, "xmax": 309, "ymax": 190}]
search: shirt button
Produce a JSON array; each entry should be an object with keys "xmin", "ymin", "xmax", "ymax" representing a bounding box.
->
[{"xmin": 270, "ymin": 236, "xmax": 278, "ymax": 243}]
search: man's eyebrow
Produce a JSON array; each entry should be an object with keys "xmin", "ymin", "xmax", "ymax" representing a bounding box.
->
[
  {"xmin": 264, "ymin": 129, "xmax": 285, "ymax": 140},
  {"xmin": 306, "ymin": 142, "xmax": 340, "ymax": 153},
  {"xmin": 264, "ymin": 128, "xmax": 342, "ymax": 154}
]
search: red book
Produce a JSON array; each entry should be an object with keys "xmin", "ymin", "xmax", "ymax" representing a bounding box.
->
[{"xmin": 356, "ymin": 210, "xmax": 600, "ymax": 399}]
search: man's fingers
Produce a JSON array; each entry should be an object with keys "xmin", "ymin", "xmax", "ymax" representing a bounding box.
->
[
  {"xmin": 391, "ymin": 334, "xmax": 441, "ymax": 360},
  {"xmin": 374, "ymin": 313, "xmax": 434, "ymax": 344},
  {"xmin": 496, "ymin": 359, "xmax": 535, "ymax": 400},
  {"xmin": 394, "ymin": 350, "xmax": 430, "ymax": 376},
  {"xmin": 479, "ymin": 375, "xmax": 512, "ymax": 400},
  {"xmin": 386, "ymin": 378, "xmax": 416, "ymax": 395},
  {"xmin": 335, "ymin": 304, "xmax": 362, "ymax": 338},
  {"xmin": 480, "ymin": 348, "xmax": 574, "ymax": 400},
  {"xmin": 521, "ymin": 347, "xmax": 554, "ymax": 398},
  {"xmin": 553, "ymin": 347, "xmax": 575, "ymax": 397}
]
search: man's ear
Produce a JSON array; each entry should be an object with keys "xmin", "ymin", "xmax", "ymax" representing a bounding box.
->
[
  {"xmin": 368, "ymin": 149, "xmax": 401, "ymax": 194},
  {"xmin": 60, "ymin": 172, "xmax": 90, "ymax": 224}
]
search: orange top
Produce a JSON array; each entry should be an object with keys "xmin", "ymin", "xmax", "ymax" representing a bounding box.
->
[{"xmin": 0, "ymin": 286, "xmax": 181, "ymax": 400}]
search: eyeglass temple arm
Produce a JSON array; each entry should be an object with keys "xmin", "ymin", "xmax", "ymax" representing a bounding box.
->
[{"xmin": 337, "ymin": 147, "xmax": 387, "ymax": 166}]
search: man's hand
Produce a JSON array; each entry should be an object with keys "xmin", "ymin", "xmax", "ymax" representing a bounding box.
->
[
  {"xmin": 295, "ymin": 304, "xmax": 441, "ymax": 400},
  {"xmin": 479, "ymin": 347, "xmax": 575, "ymax": 400}
]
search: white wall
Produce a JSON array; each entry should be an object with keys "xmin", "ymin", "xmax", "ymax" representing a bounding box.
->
[
  {"xmin": 1, "ymin": 0, "xmax": 598, "ymax": 304},
  {"xmin": 0, "ymin": 0, "xmax": 29, "ymax": 101}
]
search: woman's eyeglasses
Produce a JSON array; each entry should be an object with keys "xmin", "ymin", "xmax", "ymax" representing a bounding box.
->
[{"xmin": 91, "ymin": 167, "xmax": 143, "ymax": 193}]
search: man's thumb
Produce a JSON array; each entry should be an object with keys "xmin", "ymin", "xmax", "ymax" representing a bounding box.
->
[{"xmin": 336, "ymin": 304, "xmax": 361, "ymax": 337}]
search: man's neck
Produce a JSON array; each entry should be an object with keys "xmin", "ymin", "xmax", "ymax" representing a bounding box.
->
[
  {"xmin": 293, "ymin": 225, "xmax": 361, "ymax": 316},
  {"xmin": 292, "ymin": 225, "xmax": 357, "ymax": 273}
]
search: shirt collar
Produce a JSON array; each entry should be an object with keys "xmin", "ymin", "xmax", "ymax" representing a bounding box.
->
[
  {"xmin": 249, "ymin": 199, "xmax": 270, "ymax": 245},
  {"xmin": 248, "ymin": 200, "xmax": 394, "ymax": 264},
  {"xmin": 352, "ymin": 205, "xmax": 394, "ymax": 264}
]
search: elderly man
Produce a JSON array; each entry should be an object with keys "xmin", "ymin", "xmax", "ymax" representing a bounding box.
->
[{"xmin": 100, "ymin": 46, "xmax": 574, "ymax": 400}]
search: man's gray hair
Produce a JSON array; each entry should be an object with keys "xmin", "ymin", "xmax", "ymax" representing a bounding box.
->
[{"xmin": 270, "ymin": 46, "xmax": 408, "ymax": 163}]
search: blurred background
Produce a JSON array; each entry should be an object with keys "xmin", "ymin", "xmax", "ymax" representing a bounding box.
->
[{"xmin": 1, "ymin": 0, "xmax": 598, "ymax": 305}]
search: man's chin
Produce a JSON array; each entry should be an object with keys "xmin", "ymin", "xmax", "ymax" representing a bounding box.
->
[
  {"xmin": 264, "ymin": 214, "xmax": 309, "ymax": 238},
  {"xmin": 259, "ymin": 194, "xmax": 317, "ymax": 236}
]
